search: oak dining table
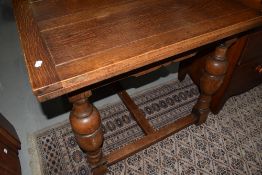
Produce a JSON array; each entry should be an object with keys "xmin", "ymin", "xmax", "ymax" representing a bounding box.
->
[{"xmin": 12, "ymin": 0, "xmax": 262, "ymax": 174}]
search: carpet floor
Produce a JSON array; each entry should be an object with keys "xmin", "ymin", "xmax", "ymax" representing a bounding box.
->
[{"xmin": 30, "ymin": 77, "xmax": 262, "ymax": 175}]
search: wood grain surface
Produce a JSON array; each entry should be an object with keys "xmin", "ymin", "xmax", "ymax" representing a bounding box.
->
[
  {"xmin": 13, "ymin": 0, "xmax": 262, "ymax": 101},
  {"xmin": 12, "ymin": 0, "xmax": 62, "ymax": 96}
]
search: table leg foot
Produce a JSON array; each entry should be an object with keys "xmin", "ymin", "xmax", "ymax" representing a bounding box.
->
[
  {"xmin": 178, "ymin": 62, "xmax": 187, "ymax": 81},
  {"xmin": 193, "ymin": 43, "xmax": 229, "ymax": 125},
  {"xmin": 68, "ymin": 91, "xmax": 107, "ymax": 174},
  {"xmin": 91, "ymin": 158, "xmax": 108, "ymax": 175}
]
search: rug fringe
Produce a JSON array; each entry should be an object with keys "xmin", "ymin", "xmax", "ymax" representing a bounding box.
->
[{"xmin": 28, "ymin": 133, "xmax": 43, "ymax": 175}]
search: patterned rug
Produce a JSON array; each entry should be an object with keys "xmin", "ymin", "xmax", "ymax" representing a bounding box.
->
[{"xmin": 30, "ymin": 76, "xmax": 262, "ymax": 175}]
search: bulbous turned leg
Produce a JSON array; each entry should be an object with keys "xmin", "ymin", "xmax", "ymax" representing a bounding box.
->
[
  {"xmin": 69, "ymin": 91, "xmax": 107, "ymax": 175},
  {"xmin": 193, "ymin": 42, "xmax": 231, "ymax": 125}
]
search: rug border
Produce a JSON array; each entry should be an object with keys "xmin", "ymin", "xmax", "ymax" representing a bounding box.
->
[
  {"xmin": 28, "ymin": 120, "xmax": 70, "ymax": 175},
  {"xmin": 28, "ymin": 132, "xmax": 44, "ymax": 175}
]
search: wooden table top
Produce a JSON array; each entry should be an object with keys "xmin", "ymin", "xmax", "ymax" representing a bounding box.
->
[{"xmin": 13, "ymin": 0, "xmax": 262, "ymax": 101}]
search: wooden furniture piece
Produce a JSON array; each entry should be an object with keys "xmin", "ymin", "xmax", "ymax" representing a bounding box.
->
[
  {"xmin": 13, "ymin": 0, "xmax": 262, "ymax": 174},
  {"xmin": 0, "ymin": 113, "xmax": 21, "ymax": 175},
  {"xmin": 239, "ymin": 0, "xmax": 262, "ymax": 10},
  {"xmin": 178, "ymin": 29, "xmax": 262, "ymax": 114}
]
